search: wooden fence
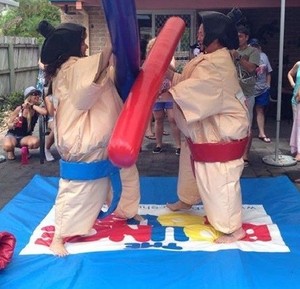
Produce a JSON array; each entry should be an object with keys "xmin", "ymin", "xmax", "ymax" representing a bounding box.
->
[{"xmin": 0, "ymin": 36, "xmax": 40, "ymax": 97}]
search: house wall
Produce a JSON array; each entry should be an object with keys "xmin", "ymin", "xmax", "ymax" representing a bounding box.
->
[
  {"xmin": 61, "ymin": 5, "xmax": 107, "ymax": 56},
  {"xmin": 134, "ymin": 0, "xmax": 300, "ymax": 9},
  {"xmin": 59, "ymin": 5, "xmax": 300, "ymax": 90},
  {"xmin": 61, "ymin": 0, "xmax": 300, "ymax": 9},
  {"xmin": 87, "ymin": 6, "xmax": 107, "ymax": 55}
]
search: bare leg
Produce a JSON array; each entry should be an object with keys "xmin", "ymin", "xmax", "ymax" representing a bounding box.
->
[
  {"xmin": 166, "ymin": 200, "xmax": 192, "ymax": 211},
  {"xmin": 49, "ymin": 236, "xmax": 69, "ymax": 257},
  {"xmin": 214, "ymin": 227, "xmax": 246, "ymax": 244},
  {"xmin": 46, "ymin": 130, "xmax": 54, "ymax": 149},
  {"xmin": 256, "ymin": 105, "xmax": 267, "ymax": 137},
  {"xmin": 243, "ymin": 96, "xmax": 255, "ymax": 162},
  {"xmin": 153, "ymin": 109, "xmax": 164, "ymax": 148},
  {"xmin": 2, "ymin": 135, "xmax": 17, "ymax": 160},
  {"xmin": 7, "ymin": 151, "xmax": 16, "ymax": 160},
  {"xmin": 45, "ymin": 132, "xmax": 55, "ymax": 161},
  {"xmin": 166, "ymin": 108, "xmax": 181, "ymax": 150},
  {"xmin": 243, "ymin": 132, "xmax": 252, "ymax": 162},
  {"xmin": 145, "ymin": 115, "xmax": 155, "ymax": 138}
]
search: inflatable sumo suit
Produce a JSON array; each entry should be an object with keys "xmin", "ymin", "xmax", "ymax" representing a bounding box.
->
[
  {"xmin": 38, "ymin": 21, "xmax": 140, "ymax": 240},
  {"xmin": 170, "ymin": 12, "xmax": 249, "ymax": 234}
]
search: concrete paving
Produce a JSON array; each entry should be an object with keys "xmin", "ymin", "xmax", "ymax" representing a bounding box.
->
[{"xmin": 0, "ymin": 111, "xmax": 299, "ymax": 210}]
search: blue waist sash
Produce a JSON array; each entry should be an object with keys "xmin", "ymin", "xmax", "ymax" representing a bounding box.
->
[{"xmin": 60, "ymin": 159, "xmax": 121, "ymax": 219}]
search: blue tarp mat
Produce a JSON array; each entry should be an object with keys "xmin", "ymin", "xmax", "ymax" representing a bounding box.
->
[{"xmin": 1, "ymin": 175, "xmax": 300, "ymax": 289}]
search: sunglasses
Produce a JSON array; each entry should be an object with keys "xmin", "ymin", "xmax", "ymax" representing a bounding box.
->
[{"xmin": 30, "ymin": 92, "xmax": 40, "ymax": 96}]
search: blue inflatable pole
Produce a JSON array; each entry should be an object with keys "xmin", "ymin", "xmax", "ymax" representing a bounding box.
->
[{"xmin": 102, "ymin": 0, "xmax": 140, "ymax": 102}]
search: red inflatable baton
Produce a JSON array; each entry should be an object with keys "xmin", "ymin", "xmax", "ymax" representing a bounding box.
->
[{"xmin": 108, "ymin": 17, "xmax": 185, "ymax": 167}]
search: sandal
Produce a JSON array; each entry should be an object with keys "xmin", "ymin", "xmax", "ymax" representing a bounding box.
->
[
  {"xmin": 258, "ymin": 136, "xmax": 271, "ymax": 143},
  {"xmin": 7, "ymin": 152, "xmax": 16, "ymax": 160},
  {"xmin": 0, "ymin": 155, "xmax": 6, "ymax": 163},
  {"xmin": 145, "ymin": 134, "xmax": 156, "ymax": 140}
]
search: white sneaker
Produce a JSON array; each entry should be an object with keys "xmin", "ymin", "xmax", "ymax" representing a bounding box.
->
[
  {"xmin": 45, "ymin": 149, "xmax": 54, "ymax": 161},
  {"xmin": 0, "ymin": 154, "xmax": 6, "ymax": 163}
]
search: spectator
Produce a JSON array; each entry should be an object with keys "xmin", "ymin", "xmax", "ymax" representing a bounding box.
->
[
  {"xmin": 162, "ymin": 11, "xmax": 249, "ymax": 243},
  {"xmin": 287, "ymin": 61, "xmax": 300, "ymax": 160},
  {"xmin": 37, "ymin": 63, "xmax": 56, "ymax": 162},
  {"xmin": 249, "ymin": 38, "xmax": 273, "ymax": 143},
  {"xmin": 2, "ymin": 86, "xmax": 47, "ymax": 160},
  {"xmin": 146, "ymin": 37, "xmax": 181, "ymax": 155},
  {"xmin": 231, "ymin": 26, "xmax": 260, "ymax": 166}
]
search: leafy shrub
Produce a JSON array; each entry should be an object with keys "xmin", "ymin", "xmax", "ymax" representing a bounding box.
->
[
  {"xmin": 0, "ymin": 91, "xmax": 23, "ymax": 110},
  {"xmin": 0, "ymin": 91, "xmax": 23, "ymax": 131},
  {"xmin": 5, "ymin": 91, "xmax": 23, "ymax": 110}
]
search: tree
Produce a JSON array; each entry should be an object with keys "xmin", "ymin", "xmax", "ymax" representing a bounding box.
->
[{"xmin": 0, "ymin": 0, "xmax": 60, "ymax": 42}]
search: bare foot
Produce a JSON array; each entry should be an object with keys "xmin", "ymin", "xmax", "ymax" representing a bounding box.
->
[
  {"xmin": 133, "ymin": 214, "xmax": 144, "ymax": 222},
  {"xmin": 49, "ymin": 236, "xmax": 69, "ymax": 257},
  {"xmin": 166, "ymin": 200, "xmax": 192, "ymax": 211},
  {"xmin": 214, "ymin": 227, "xmax": 246, "ymax": 244}
]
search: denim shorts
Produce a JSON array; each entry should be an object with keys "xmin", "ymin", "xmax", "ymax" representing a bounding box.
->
[
  {"xmin": 5, "ymin": 133, "xmax": 23, "ymax": 147},
  {"xmin": 153, "ymin": 101, "xmax": 173, "ymax": 111},
  {"xmin": 255, "ymin": 90, "xmax": 270, "ymax": 106}
]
